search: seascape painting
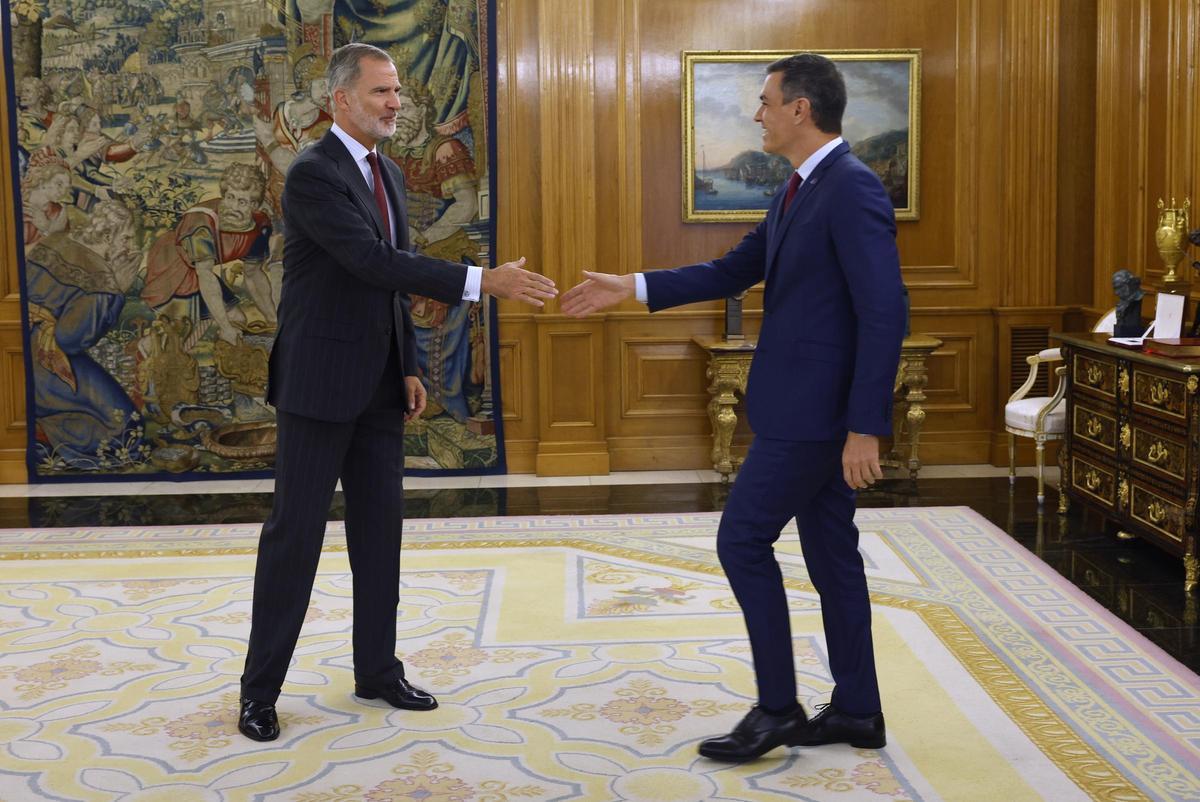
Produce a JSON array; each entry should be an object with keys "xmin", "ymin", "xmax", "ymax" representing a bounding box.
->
[{"xmin": 682, "ymin": 50, "xmax": 920, "ymax": 223}]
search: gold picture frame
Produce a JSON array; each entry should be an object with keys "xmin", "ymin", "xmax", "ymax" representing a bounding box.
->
[{"xmin": 682, "ymin": 49, "xmax": 922, "ymax": 223}]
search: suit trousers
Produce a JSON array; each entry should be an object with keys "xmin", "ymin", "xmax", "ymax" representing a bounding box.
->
[
  {"xmin": 717, "ymin": 436, "xmax": 882, "ymax": 717},
  {"xmin": 241, "ymin": 343, "xmax": 408, "ymax": 703}
]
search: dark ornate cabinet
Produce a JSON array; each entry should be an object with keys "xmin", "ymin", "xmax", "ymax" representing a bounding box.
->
[{"xmin": 1057, "ymin": 333, "xmax": 1199, "ymax": 593}]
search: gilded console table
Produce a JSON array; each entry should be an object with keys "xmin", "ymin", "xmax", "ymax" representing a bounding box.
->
[{"xmin": 693, "ymin": 334, "xmax": 941, "ymax": 482}]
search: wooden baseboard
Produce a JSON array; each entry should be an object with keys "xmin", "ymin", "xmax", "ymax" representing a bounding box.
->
[
  {"xmin": 607, "ymin": 434, "xmax": 747, "ymax": 472},
  {"xmin": 502, "ymin": 438, "xmax": 537, "ymax": 474},
  {"xmin": 891, "ymin": 430, "xmax": 994, "ymax": 465},
  {"xmin": 0, "ymin": 451, "xmax": 26, "ymax": 484},
  {"xmin": 535, "ymin": 441, "xmax": 611, "ymax": 476}
]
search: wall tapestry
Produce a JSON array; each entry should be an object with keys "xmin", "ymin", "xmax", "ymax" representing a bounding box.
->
[{"xmin": 7, "ymin": 0, "xmax": 503, "ymax": 480}]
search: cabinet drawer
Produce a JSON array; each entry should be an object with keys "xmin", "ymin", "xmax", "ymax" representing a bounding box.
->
[
  {"xmin": 1132, "ymin": 367, "xmax": 1188, "ymax": 422},
  {"xmin": 1072, "ymin": 402, "xmax": 1118, "ymax": 454},
  {"xmin": 1073, "ymin": 353, "xmax": 1117, "ymax": 400},
  {"xmin": 1129, "ymin": 483, "xmax": 1185, "ymax": 545},
  {"xmin": 1130, "ymin": 426, "xmax": 1188, "ymax": 482},
  {"xmin": 1071, "ymin": 454, "xmax": 1117, "ymax": 510}
]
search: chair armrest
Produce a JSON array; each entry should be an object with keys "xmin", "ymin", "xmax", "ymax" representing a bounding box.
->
[
  {"xmin": 1034, "ymin": 365, "xmax": 1068, "ymax": 432},
  {"xmin": 1007, "ymin": 349, "xmax": 1064, "ymax": 405}
]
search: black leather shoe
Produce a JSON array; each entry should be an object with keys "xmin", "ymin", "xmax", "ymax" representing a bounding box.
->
[
  {"xmin": 795, "ymin": 703, "xmax": 886, "ymax": 748},
  {"xmin": 697, "ymin": 705, "xmax": 808, "ymax": 762},
  {"xmin": 238, "ymin": 697, "xmax": 279, "ymax": 742},
  {"xmin": 354, "ymin": 676, "xmax": 438, "ymax": 711}
]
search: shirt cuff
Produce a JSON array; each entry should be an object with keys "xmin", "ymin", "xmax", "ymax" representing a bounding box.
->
[
  {"xmin": 463, "ymin": 265, "xmax": 482, "ymax": 301},
  {"xmin": 634, "ymin": 273, "xmax": 648, "ymax": 304}
]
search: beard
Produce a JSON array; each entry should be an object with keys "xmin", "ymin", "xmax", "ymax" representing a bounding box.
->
[{"xmin": 347, "ymin": 95, "xmax": 396, "ymax": 142}]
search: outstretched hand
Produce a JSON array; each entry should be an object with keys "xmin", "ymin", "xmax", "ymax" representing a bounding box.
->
[
  {"xmin": 482, "ymin": 257, "xmax": 558, "ymax": 307},
  {"xmin": 560, "ymin": 271, "xmax": 635, "ymax": 317}
]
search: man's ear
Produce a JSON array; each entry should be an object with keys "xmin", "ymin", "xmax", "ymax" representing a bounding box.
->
[{"xmin": 793, "ymin": 97, "xmax": 809, "ymax": 125}]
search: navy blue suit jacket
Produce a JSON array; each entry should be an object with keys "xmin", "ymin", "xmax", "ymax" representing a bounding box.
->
[
  {"xmin": 645, "ymin": 142, "xmax": 906, "ymax": 440},
  {"xmin": 268, "ymin": 131, "xmax": 469, "ymax": 422}
]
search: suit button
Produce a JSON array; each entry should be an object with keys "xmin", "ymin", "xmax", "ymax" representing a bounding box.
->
[{"xmin": 384, "ymin": 326, "xmax": 393, "ymax": 337}]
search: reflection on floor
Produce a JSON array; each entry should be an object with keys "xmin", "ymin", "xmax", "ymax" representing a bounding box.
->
[{"xmin": 1, "ymin": 475, "xmax": 1195, "ymax": 674}]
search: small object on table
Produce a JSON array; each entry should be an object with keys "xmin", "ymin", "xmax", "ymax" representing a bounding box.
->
[
  {"xmin": 1143, "ymin": 338, "xmax": 1200, "ymax": 358},
  {"xmin": 1112, "ymin": 269, "xmax": 1145, "ymax": 338}
]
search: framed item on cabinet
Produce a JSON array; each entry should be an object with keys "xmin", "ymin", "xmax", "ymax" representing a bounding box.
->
[{"xmin": 681, "ymin": 49, "xmax": 921, "ymax": 223}]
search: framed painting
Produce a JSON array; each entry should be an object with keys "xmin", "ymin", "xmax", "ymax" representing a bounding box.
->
[{"xmin": 682, "ymin": 50, "xmax": 921, "ymax": 223}]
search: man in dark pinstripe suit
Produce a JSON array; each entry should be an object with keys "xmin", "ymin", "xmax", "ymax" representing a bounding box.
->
[{"xmin": 237, "ymin": 43, "xmax": 556, "ymax": 742}]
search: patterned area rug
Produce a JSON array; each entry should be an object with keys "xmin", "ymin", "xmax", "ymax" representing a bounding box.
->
[{"xmin": 0, "ymin": 508, "xmax": 1197, "ymax": 801}]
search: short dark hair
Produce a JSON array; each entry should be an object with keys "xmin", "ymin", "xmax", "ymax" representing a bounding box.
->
[{"xmin": 767, "ymin": 53, "xmax": 846, "ymax": 135}]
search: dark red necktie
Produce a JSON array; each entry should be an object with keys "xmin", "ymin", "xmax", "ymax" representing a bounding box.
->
[
  {"xmin": 783, "ymin": 171, "xmax": 802, "ymax": 212},
  {"xmin": 365, "ymin": 151, "xmax": 392, "ymax": 243}
]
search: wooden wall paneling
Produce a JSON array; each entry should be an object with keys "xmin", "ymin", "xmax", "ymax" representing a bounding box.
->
[
  {"xmin": 1055, "ymin": 0, "xmax": 1097, "ymax": 307},
  {"xmin": 529, "ymin": 0, "xmax": 611, "ymax": 474},
  {"xmin": 492, "ymin": 0, "xmax": 542, "ymax": 473},
  {"xmin": 905, "ymin": 310, "xmax": 995, "ymax": 465},
  {"xmin": 1162, "ymin": 0, "xmax": 1199, "ymax": 308},
  {"xmin": 901, "ymin": 0, "xmax": 983, "ymax": 307},
  {"xmin": 0, "ymin": 326, "xmax": 26, "ymax": 482},
  {"xmin": 496, "ymin": 0, "xmax": 543, "ymax": 279},
  {"xmin": 1000, "ymin": 0, "xmax": 1060, "ymax": 307},
  {"xmin": 1188, "ymin": 0, "xmax": 1200, "ymax": 248},
  {"xmin": 1142, "ymin": 1, "xmax": 1172, "ymax": 288},
  {"xmin": 496, "ymin": 318, "xmax": 539, "ymax": 472},
  {"xmin": 535, "ymin": 320, "xmax": 609, "ymax": 474},
  {"xmin": 1094, "ymin": 0, "xmax": 1150, "ymax": 307},
  {"xmin": 0, "ymin": 26, "xmax": 25, "ymax": 482},
  {"xmin": 605, "ymin": 313, "xmax": 745, "ymax": 470},
  {"xmin": 1092, "ymin": 1, "xmax": 1197, "ymax": 313}
]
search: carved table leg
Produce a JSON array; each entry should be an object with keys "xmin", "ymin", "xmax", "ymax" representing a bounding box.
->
[
  {"xmin": 705, "ymin": 355, "xmax": 749, "ymax": 482},
  {"xmin": 901, "ymin": 353, "xmax": 929, "ymax": 481},
  {"xmin": 1186, "ymin": 551, "xmax": 1197, "ymax": 595}
]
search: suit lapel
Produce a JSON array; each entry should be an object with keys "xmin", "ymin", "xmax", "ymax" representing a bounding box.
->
[
  {"xmin": 321, "ymin": 131, "xmax": 389, "ymax": 240},
  {"xmin": 764, "ymin": 141, "xmax": 851, "ymax": 279}
]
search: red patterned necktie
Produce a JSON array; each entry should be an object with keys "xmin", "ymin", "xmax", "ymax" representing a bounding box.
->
[
  {"xmin": 365, "ymin": 151, "xmax": 392, "ymax": 243},
  {"xmin": 783, "ymin": 171, "xmax": 802, "ymax": 212}
]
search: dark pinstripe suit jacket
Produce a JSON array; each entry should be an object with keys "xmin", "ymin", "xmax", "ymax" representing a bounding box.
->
[{"xmin": 267, "ymin": 130, "xmax": 469, "ymax": 422}]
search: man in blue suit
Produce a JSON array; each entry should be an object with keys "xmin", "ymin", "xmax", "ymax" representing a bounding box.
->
[
  {"xmin": 561, "ymin": 53, "xmax": 906, "ymax": 762},
  {"xmin": 238, "ymin": 43, "xmax": 556, "ymax": 741}
]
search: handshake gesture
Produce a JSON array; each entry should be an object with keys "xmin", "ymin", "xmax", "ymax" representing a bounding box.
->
[
  {"xmin": 481, "ymin": 257, "xmax": 558, "ymax": 307},
  {"xmin": 482, "ymin": 262, "xmax": 632, "ymax": 318}
]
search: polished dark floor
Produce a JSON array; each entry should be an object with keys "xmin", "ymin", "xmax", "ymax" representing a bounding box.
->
[{"xmin": 1, "ymin": 475, "xmax": 1196, "ymax": 674}]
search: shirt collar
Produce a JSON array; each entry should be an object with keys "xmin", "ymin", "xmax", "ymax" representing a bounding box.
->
[
  {"xmin": 331, "ymin": 122, "xmax": 374, "ymax": 166},
  {"xmin": 796, "ymin": 136, "xmax": 844, "ymax": 182}
]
